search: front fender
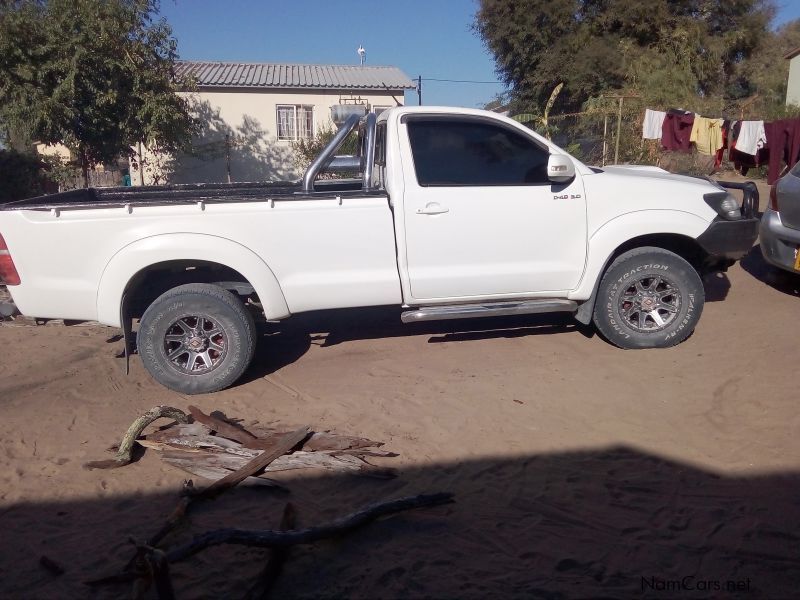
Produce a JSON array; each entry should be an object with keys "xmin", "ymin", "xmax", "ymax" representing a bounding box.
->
[
  {"xmin": 96, "ymin": 233, "xmax": 290, "ymax": 326},
  {"xmin": 569, "ymin": 210, "xmax": 711, "ymax": 300}
]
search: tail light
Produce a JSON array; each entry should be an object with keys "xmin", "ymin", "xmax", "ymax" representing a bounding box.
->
[
  {"xmin": 769, "ymin": 184, "xmax": 779, "ymax": 212},
  {"xmin": 0, "ymin": 233, "xmax": 21, "ymax": 286}
]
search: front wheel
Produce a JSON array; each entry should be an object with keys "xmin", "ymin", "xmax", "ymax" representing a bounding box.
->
[
  {"xmin": 592, "ymin": 247, "xmax": 704, "ymax": 349},
  {"xmin": 137, "ymin": 283, "xmax": 257, "ymax": 394}
]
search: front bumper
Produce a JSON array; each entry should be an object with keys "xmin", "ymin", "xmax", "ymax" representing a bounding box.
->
[
  {"xmin": 696, "ymin": 216, "xmax": 760, "ymax": 261},
  {"xmin": 759, "ymin": 208, "xmax": 800, "ymax": 274}
]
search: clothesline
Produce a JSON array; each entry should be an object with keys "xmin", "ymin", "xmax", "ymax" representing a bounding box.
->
[{"xmin": 641, "ymin": 108, "xmax": 800, "ymax": 184}]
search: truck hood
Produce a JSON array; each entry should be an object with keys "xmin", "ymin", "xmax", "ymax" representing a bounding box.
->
[
  {"xmin": 583, "ymin": 165, "xmax": 722, "ymax": 224},
  {"xmin": 598, "ymin": 165, "xmax": 724, "ymax": 190}
]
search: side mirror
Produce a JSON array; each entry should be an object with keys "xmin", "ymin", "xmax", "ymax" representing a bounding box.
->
[{"xmin": 547, "ymin": 154, "xmax": 575, "ymax": 183}]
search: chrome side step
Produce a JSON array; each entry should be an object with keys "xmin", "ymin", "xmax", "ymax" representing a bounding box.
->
[{"xmin": 401, "ymin": 299, "xmax": 578, "ymax": 323}]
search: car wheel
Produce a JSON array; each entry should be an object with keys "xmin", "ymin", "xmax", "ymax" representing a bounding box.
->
[
  {"xmin": 137, "ymin": 283, "xmax": 257, "ymax": 394},
  {"xmin": 592, "ymin": 247, "xmax": 704, "ymax": 349}
]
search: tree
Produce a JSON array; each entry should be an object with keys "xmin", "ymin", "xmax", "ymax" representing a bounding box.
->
[
  {"xmin": 474, "ymin": 0, "xmax": 776, "ymax": 115},
  {"xmin": 0, "ymin": 0, "xmax": 196, "ymax": 187},
  {"xmin": 734, "ymin": 18, "xmax": 800, "ymax": 116},
  {"xmin": 291, "ymin": 122, "xmax": 359, "ymax": 175}
]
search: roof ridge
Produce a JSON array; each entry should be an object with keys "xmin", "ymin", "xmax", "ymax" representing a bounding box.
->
[{"xmin": 177, "ymin": 59, "xmax": 401, "ymax": 69}]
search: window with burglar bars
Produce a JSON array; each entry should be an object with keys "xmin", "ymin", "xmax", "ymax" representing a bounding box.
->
[{"xmin": 276, "ymin": 105, "xmax": 314, "ymax": 141}]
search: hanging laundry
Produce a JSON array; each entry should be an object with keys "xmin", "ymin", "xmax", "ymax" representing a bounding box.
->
[
  {"xmin": 689, "ymin": 116, "xmax": 724, "ymax": 155},
  {"xmin": 735, "ymin": 121, "xmax": 767, "ymax": 156},
  {"xmin": 661, "ymin": 110, "xmax": 695, "ymax": 152},
  {"xmin": 763, "ymin": 119, "xmax": 800, "ymax": 184},
  {"xmin": 729, "ymin": 121, "xmax": 761, "ymax": 176},
  {"xmin": 642, "ymin": 109, "xmax": 666, "ymax": 140},
  {"xmin": 714, "ymin": 120, "xmax": 730, "ymax": 169}
]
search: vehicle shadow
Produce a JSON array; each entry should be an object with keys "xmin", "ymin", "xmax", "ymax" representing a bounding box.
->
[
  {"xmin": 2, "ymin": 446, "xmax": 798, "ymax": 598},
  {"xmin": 241, "ymin": 308, "xmax": 585, "ymax": 383},
  {"xmin": 740, "ymin": 244, "xmax": 800, "ymax": 297},
  {"xmin": 703, "ymin": 271, "xmax": 731, "ymax": 302}
]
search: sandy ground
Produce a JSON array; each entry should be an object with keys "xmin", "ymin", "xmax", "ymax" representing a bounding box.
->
[{"xmin": 1, "ymin": 176, "xmax": 799, "ymax": 598}]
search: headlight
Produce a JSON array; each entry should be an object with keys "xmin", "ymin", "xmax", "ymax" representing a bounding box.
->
[{"xmin": 703, "ymin": 192, "xmax": 742, "ymax": 220}]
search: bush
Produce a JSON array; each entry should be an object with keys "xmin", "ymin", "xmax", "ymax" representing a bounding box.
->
[{"xmin": 0, "ymin": 150, "xmax": 49, "ymax": 203}]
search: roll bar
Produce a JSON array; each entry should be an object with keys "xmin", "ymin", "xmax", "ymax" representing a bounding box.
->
[{"xmin": 301, "ymin": 112, "xmax": 378, "ymax": 193}]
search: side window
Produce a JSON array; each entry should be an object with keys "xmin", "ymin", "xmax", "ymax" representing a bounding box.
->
[{"xmin": 406, "ymin": 118, "xmax": 550, "ymax": 186}]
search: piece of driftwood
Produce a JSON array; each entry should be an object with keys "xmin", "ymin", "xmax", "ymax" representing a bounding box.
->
[
  {"xmin": 84, "ymin": 406, "xmax": 189, "ymax": 470},
  {"xmin": 142, "ymin": 420, "xmax": 397, "ymax": 482},
  {"xmin": 243, "ymin": 503, "xmax": 297, "ymax": 600},
  {"xmin": 197, "ymin": 426, "xmax": 309, "ymax": 499},
  {"xmin": 160, "ymin": 449, "xmax": 396, "ymax": 480},
  {"xmin": 167, "ymin": 493, "xmax": 455, "ymax": 563}
]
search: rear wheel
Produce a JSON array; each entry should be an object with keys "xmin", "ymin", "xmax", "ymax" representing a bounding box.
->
[
  {"xmin": 593, "ymin": 247, "xmax": 704, "ymax": 349},
  {"xmin": 137, "ymin": 283, "xmax": 257, "ymax": 394}
]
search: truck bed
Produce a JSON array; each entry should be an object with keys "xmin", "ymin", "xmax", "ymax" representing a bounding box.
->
[{"xmin": 1, "ymin": 179, "xmax": 368, "ymax": 211}]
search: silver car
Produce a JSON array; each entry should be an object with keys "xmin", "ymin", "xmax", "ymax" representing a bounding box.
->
[{"xmin": 761, "ymin": 163, "xmax": 800, "ymax": 274}]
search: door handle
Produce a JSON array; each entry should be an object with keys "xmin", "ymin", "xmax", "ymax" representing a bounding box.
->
[{"xmin": 417, "ymin": 202, "xmax": 449, "ymax": 215}]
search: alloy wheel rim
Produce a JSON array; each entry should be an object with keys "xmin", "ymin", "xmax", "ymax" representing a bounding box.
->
[
  {"xmin": 163, "ymin": 315, "xmax": 227, "ymax": 374},
  {"xmin": 617, "ymin": 274, "xmax": 681, "ymax": 332}
]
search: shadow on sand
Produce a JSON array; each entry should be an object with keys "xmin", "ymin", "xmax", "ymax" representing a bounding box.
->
[
  {"xmin": 239, "ymin": 308, "xmax": 589, "ymax": 384},
  {"xmin": 1, "ymin": 445, "xmax": 798, "ymax": 598},
  {"xmin": 740, "ymin": 245, "xmax": 800, "ymax": 298}
]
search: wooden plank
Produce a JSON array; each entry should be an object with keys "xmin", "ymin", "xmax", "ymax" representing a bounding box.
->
[
  {"xmin": 196, "ymin": 426, "xmax": 309, "ymax": 499},
  {"xmin": 161, "ymin": 449, "xmax": 395, "ymax": 478},
  {"xmin": 188, "ymin": 405, "xmax": 262, "ymax": 446}
]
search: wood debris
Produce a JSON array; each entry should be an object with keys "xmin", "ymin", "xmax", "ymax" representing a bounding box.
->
[
  {"xmin": 139, "ymin": 406, "xmax": 398, "ymax": 483},
  {"xmin": 84, "ymin": 405, "xmax": 444, "ymax": 599}
]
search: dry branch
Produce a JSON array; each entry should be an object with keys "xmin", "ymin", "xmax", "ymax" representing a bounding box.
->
[
  {"xmin": 147, "ymin": 480, "xmax": 195, "ymax": 548},
  {"xmin": 84, "ymin": 406, "xmax": 188, "ymax": 470},
  {"xmin": 167, "ymin": 493, "xmax": 454, "ymax": 563},
  {"xmin": 243, "ymin": 503, "xmax": 297, "ymax": 600},
  {"xmin": 131, "ymin": 544, "xmax": 175, "ymax": 600}
]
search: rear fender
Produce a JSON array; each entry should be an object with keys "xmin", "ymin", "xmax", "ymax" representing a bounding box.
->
[{"xmin": 96, "ymin": 233, "xmax": 289, "ymax": 327}]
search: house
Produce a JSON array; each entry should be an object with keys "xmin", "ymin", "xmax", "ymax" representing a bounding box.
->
[
  {"xmin": 785, "ymin": 47, "xmax": 800, "ymax": 107},
  {"xmin": 130, "ymin": 61, "xmax": 415, "ymax": 185}
]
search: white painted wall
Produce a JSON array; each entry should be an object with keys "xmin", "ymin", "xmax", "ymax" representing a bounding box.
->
[
  {"xmin": 130, "ymin": 88, "xmax": 405, "ymax": 185},
  {"xmin": 787, "ymin": 55, "xmax": 800, "ymax": 107}
]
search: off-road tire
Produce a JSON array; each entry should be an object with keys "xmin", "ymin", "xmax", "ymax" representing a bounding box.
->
[
  {"xmin": 137, "ymin": 283, "xmax": 257, "ymax": 394},
  {"xmin": 593, "ymin": 247, "xmax": 704, "ymax": 349}
]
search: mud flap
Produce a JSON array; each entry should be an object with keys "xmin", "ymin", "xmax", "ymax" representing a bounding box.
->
[{"xmin": 120, "ymin": 291, "xmax": 132, "ymax": 375}]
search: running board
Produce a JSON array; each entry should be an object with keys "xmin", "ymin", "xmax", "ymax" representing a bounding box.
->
[{"xmin": 401, "ymin": 299, "xmax": 578, "ymax": 323}]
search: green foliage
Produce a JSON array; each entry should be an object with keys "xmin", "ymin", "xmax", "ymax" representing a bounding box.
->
[
  {"xmin": 291, "ymin": 122, "xmax": 359, "ymax": 175},
  {"xmin": 474, "ymin": 0, "xmax": 777, "ymax": 115},
  {"xmin": 734, "ymin": 18, "xmax": 800, "ymax": 118},
  {"xmin": 0, "ymin": 0, "xmax": 196, "ymax": 186},
  {"xmin": 0, "ymin": 149, "xmax": 46, "ymax": 203},
  {"xmin": 475, "ymin": 1, "xmax": 800, "ymax": 171}
]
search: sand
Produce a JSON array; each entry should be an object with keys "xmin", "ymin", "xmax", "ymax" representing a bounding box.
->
[{"xmin": 1, "ymin": 176, "xmax": 799, "ymax": 598}]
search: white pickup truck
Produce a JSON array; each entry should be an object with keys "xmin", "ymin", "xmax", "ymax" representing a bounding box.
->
[{"xmin": 0, "ymin": 107, "xmax": 759, "ymax": 393}]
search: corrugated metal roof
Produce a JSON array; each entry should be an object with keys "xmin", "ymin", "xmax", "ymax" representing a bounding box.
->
[{"xmin": 175, "ymin": 61, "xmax": 416, "ymax": 90}]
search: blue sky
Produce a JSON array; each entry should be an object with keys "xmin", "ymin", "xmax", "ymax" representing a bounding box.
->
[{"xmin": 161, "ymin": 0, "xmax": 800, "ymax": 109}]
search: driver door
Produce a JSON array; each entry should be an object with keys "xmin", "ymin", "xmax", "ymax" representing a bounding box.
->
[{"xmin": 400, "ymin": 115, "xmax": 587, "ymax": 300}]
